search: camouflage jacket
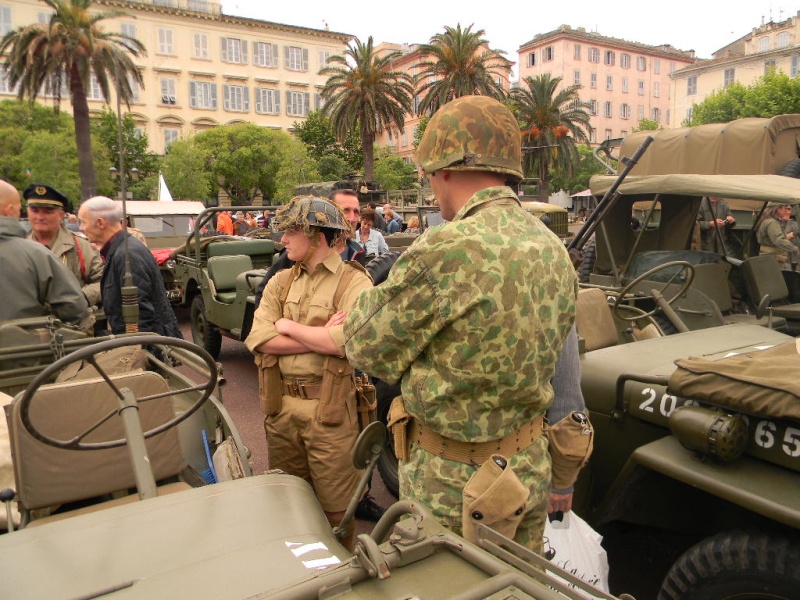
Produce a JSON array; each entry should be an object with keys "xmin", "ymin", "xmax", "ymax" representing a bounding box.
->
[{"xmin": 344, "ymin": 186, "xmax": 577, "ymax": 442}]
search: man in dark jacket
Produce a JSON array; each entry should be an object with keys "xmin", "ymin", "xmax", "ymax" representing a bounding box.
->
[{"xmin": 77, "ymin": 196, "xmax": 182, "ymax": 337}]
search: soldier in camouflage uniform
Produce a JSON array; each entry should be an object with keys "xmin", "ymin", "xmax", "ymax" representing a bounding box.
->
[{"xmin": 344, "ymin": 96, "xmax": 577, "ymax": 551}]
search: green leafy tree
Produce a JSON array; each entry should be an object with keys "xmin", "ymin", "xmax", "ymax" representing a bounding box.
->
[
  {"xmin": 633, "ymin": 118, "xmax": 662, "ymax": 132},
  {"xmin": 160, "ymin": 138, "xmax": 215, "ymax": 202},
  {"xmin": 292, "ymin": 110, "xmax": 362, "ymax": 173},
  {"xmin": 549, "ymin": 144, "xmax": 608, "ymax": 195},
  {"xmin": 511, "ymin": 74, "xmax": 592, "ymax": 200},
  {"xmin": 687, "ymin": 71, "xmax": 800, "ymax": 126},
  {"xmin": 415, "ymin": 23, "xmax": 511, "ymax": 116},
  {"xmin": 320, "ymin": 36, "xmax": 413, "ymax": 181},
  {"xmin": 373, "ymin": 146, "xmax": 417, "ymax": 190},
  {"xmin": 0, "ymin": 0, "xmax": 145, "ymax": 200},
  {"xmin": 316, "ymin": 155, "xmax": 349, "ymax": 180},
  {"xmin": 92, "ymin": 107, "xmax": 160, "ymax": 198}
]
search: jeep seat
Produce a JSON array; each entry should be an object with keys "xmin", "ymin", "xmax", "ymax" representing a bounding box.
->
[
  {"xmin": 207, "ymin": 255, "xmax": 253, "ymax": 304},
  {"xmin": 576, "ymin": 288, "xmax": 619, "ymax": 351},
  {"xmin": 743, "ymin": 255, "xmax": 800, "ymax": 321}
]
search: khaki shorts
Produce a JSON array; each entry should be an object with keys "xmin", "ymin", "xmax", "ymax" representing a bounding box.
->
[{"xmin": 265, "ymin": 393, "xmax": 360, "ymax": 513}]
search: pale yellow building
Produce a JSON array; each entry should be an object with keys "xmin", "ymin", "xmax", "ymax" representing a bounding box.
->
[
  {"xmin": 517, "ymin": 25, "xmax": 696, "ymax": 143},
  {"xmin": 671, "ymin": 12, "xmax": 800, "ymax": 125},
  {"xmin": 0, "ymin": 0, "xmax": 351, "ymax": 154}
]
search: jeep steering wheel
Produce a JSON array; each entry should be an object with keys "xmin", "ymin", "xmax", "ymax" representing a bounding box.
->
[
  {"xmin": 17, "ymin": 336, "xmax": 218, "ymax": 450},
  {"xmin": 613, "ymin": 261, "xmax": 695, "ymax": 321}
]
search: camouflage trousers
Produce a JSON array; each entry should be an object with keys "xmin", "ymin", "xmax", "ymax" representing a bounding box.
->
[{"xmin": 399, "ymin": 436, "xmax": 551, "ymax": 553}]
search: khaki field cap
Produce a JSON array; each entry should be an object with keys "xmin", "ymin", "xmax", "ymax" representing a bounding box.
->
[
  {"xmin": 414, "ymin": 95, "xmax": 523, "ymax": 183},
  {"xmin": 274, "ymin": 196, "xmax": 350, "ymax": 234}
]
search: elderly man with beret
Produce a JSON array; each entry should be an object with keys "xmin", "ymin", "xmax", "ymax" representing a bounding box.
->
[{"xmin": 24, "ymin": 184, "xmax": 104, "ymax": 308}]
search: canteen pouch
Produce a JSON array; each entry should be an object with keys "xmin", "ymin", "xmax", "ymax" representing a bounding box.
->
[
  {"xmin": 462, "ymin": 454, "xmax": 530, "ymax": 544},
  {"xmin": 387, "ymin": 396, "xmax": 411, "ymax": 462},
  {"xmin": 255, "ymin": 353, "xmax": 282, "ymax": 416},
  {"xmin": 355, "ymin": 373, "xmax": 377, "ymax": 431},
  {"xmin": 317, "ymin": 355, "xmax": 353, "ymax": 426},
  {"xmin": 546, "ymin": 411, "xmax": 594, "ymax": 490}
]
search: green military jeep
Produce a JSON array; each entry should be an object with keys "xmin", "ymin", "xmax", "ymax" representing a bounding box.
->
[
  {"xmin": 170, "ymin": 207, "xmax": 277, "ymax": 359},
  {"xmin": 569, "ymin": 168, "xmax": 800, "ymax": 598}
]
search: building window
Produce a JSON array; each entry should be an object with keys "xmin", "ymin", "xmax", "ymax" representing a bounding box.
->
[
  {"xmin": 286, "ymin": 90, "xmax": 310, "ymax": 116},
  {"xmin": 620, "ymin": 53, "xmax": 631, "ymax": 69},
  {"xmin": 223, "ymin": 84, "xmax": 249, "ymax": 112},
  {"xmin": 574, "ymin": 44, "xmax": 581, "ymax": 60},
  {"xmin": 604, "ymin": 50, "xmax": 615, "ymax": 66},
  {"xmin": 777, "ymin": 32, "xmax": 790, "ymax": 48},
  {"xmin": 638, "ymin": 79, "xmax": 645, "ymax": 95},
  {"xmin": 792, "ymin": 55, "xmax": 800, "ymax": 77},
  {"xmin": 526, "ymin": 51, "xmax": 537, "ymax": 67},
  {"xmin": 573, "ymin": 70, "xmax": 581, "ymax": 85},
  {"xmin": 401, "ymin": 128, "xmax": 408, "ymax": 146},
  {"xmin": 590, "ymin": 72, "xmax": 597, "ymax": 89},
  {"xmin": 158, "ymin": 28, "xmax": 173, "ymax": 55},
  {"xmin": 543, "ymin": 46, "xmax": 554, "ymax": 62},
  {"xmin": 254, "ymin": 88, "xmax": 280, "ymax": 114},
  {"xmin": 37, "ymin": 11, "xmax": 50, "ymax": 24},
  {"xmin": 189, "ymin": 81, "xmax": 217, "ymax": 109},
  {"xmin": 765, "ymin": 59, "xmax": 777, "ymax": 74},
  {"xmin": 651, "ymin": 107, "xmax": 661, "ymax": 122},
  {"xmin": 285, "ymin": 46, "xmax": 309, "ymax": 71},
  {"xmin": 318, "ymin": 50, "xmax": 330, "ymax": 71},
  {"xmin": 686, "ymin": 106, "xmax": 694, "ymax": 121},
  {"xmin": 314, "ymin": 93, "xmax": 324, "ymax": 110},
  {"xmin": 636, "ymin": 56, "xmax": 646, "ymax": 71},
  {"xmin": 589, "ymin": 99, "xmax": 598, "ymax": 115},
  {"xmin": 589, "ymin": 128, "xmax": 596, "ymax": 143},
  {"xmin": 0, "ymin": 6, "xmax": 11, "ymax": 36},
  {"xmin": 605, "ymin": 75, "xmax": 613, "ymax": 91},
  {"xmin": 637, "ymin": 105, "xmax": 645, "ymax": 120},
  {"xmin": 86, "ymin": 73, "xmax": 102, "ymax": 100},
  {"xmin": 620, "ymin": 103, "xmax": 630, "ymax": 119},
  {"xmin": 666, "ymin": 109, "xmax": 670, "ymax": 125},
  {"xmin": 669, "ymin": 62, "xmax": 676, "ymax": 73},
  {"xmin": 622, "ymin": 77, "xmax": 629, "ymax": 93},
  {"xmin": 604, "ymin": 129, "xmax": 612, "ymax": 140},
  {"xmin": 724, "ymin": 68, "xmax": 735, "ymax": 87},
  {"xmin": 653, "ymin": 58, "xmax": 660, "ymax": 74},
  {"xmin": 253, "ymin": 42, "xmax": 279, "ymax": 67},
  {"xmin": 193, "ymin": 33, "xmax": 208, "ymax": 59},
  {"xmin": 160, "ymin": 78, "xmax": 177, "ymax": 105},
  {"xmin": 687, "ymin": 75, "xmax": 697, "ymax": 95},
  {"xmin": 0, "ymin": 69, "xmax": 14, "ymax": 94},
  {"xmin": 759, "ymin": 36, "xmax": 770, "ymax": 52},
  {"xmin": 164, "ymin": 129, "xmax": 180, "ymax": 149},
  {"xmin": 653, "ymin": 81, "xmax": 660, "ymax": 97},
  {"xmin": 603, "ymin": 101, "xmax": 612, "ymax": 118},
  {"xmin": 120, "ymin": 22, "xmax": 136, "ymax": 40},
  {"xmin": 588, "ymin": 47, "xmax": 600, "ymax": 63},
  {"xmin": 413, "ymin": 94, "xmax": 421, "ymax": 113},
  {"xmin": 127, "ymin": 75, "xmax": 141, "ymax": 103},
  {"xmin": 620, "ymin": 130, "xmax": 628, "ymax": 137},
  {"xmin": 221, "ymin": 37, "xmax": 248, "ymax": 64}
]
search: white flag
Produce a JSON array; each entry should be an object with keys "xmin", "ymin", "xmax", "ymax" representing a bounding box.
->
[{"xmin": 158, "ymin": 172, "xmax": 174, "ymax": 202}]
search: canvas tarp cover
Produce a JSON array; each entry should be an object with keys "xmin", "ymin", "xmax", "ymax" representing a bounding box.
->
[
  {"xmin": 669, "ymin": 340, "xmax": 800, "ymax": 422},
  {"xmin": 590, "ymin": 174, "xmax": 800, "ymax": 204},
  {"xmin": 620, "ymin": 115, "xmax": 800, "ymax": 176}
]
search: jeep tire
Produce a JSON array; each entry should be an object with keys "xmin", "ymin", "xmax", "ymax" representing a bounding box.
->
[
  {"xmin": 190, "ymin": 295, "xmax": 222, "ymax": 359},
  {"xmin": 658, "ymin": 530, "xmax": 800, "ymax": 600}
]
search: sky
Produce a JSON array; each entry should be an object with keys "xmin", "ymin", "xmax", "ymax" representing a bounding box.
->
[{"xmin": 222, "ymin": 0, "xmax": 791, "ymax": 76}]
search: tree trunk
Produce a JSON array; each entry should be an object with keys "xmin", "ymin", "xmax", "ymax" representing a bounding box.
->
[
  {"xmin": 362, "ymin": 131, "xmax": 374, "ymax": 182},
  {"xmin": 537, "ymin": 155, "xmax": 550, "ymax": 201},
  {"xmin": 69, "ymin": 65, "xmax": 97, "ymax": 201}
]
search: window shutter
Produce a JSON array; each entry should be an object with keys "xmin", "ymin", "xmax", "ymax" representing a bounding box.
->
[
  {"xmin": 221, "ymin": 37, "xmax": 228, "ymax": 62},
  {"xmin": 223, "ymin": 85, "xmax": 230, "ymax": 110},
  {"xmin": 252, "ymin": 41, "xmax": 259, "ymax": 66},
  {"xmin": 241, "ymin": 40, "xmax": 248, "ymax": 64},
  {"xmin": 273, "ymin": 90, "xmax": 280, "ymax": 114},
  {"xmin": 315, "ymin": 93, "xmax": 321, "ymax": 110},
  {"xmin": 285, "ymin": 91, "xmax": 291, "ymax": 115},
  {"xmin": 243, "ymin": 87, "xmax": 249, "ymax": 111},
  {"xmin": 189, "ymin": 81, "xmax": 197, "ymax": 108},
  {"xmin": 302, "ymin": 48, "xmax": 309, "ymax": 71},
  {"xmin": 210, "ymin": 84, "xmax": 217, "ymax": 109},
  {"xmin": 284, "ymin": 46, "xmax": 290, "ymax": 69},
  {"xmin": 255, "ymin": 88, "xmax": 262, "ymax": 113},
  {"xmin": 271, "ymin": 44, "xmax": 279, "ymax": 67},
  {"xmin": 303, "ymin": 92, "xmax": 310, "ymax": 115}
]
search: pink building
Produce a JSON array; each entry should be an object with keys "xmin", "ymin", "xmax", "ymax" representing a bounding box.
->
[{"xmin": 518, "ymin": 25, "xmax": 696, "ymax": 143}]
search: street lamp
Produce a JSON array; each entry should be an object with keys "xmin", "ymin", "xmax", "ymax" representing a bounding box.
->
[{"xmin": 109, "ymin": 165, "xmax": 140, "ymax": 199}]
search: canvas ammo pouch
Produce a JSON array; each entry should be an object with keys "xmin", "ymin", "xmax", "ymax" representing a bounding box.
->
[
  {"xmin": 387, "ymin": 396, "xmax": 411, "ymax": 461},
  {"xmin": 546, "ymin": 411, "xmax": 595, "ymax": 490},
  {"xmin": 255, "ymin": 353, "xmax": 283, "ymax": 416},
  {"xmin": 462, "ymin": 454, "xmax": 530, "ymax": 544},
  {"xmin": 354, "ymin": 373, "xmax": 377, "ymax": 431},
  {"xmin": 317, "ymin": 354, "xmax": 354, "ymax": 426}
]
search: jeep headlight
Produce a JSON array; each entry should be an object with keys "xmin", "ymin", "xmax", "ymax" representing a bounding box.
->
[
  {"xmin": 164, "ymin": 259, "xmax": 177, "ymax": 270},
  {"xmin": 669, "ymin": 406, "xmax": 747, "ymax": 461}
]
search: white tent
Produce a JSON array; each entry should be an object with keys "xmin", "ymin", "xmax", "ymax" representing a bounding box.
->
[{"xmin": 158, "ymin": 172, "xmax": 174, "ymax": 202}]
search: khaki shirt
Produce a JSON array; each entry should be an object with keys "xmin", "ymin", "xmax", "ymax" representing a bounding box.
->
[
  {"xmin": 246, "ymin": 252, "xmax": 372, "ymax": 379},
  {"xmin": 29, "ymin": 226, "xmax": 104, "ymax": 306}
]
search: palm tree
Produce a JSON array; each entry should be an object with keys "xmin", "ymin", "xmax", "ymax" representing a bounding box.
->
[
  {"xmin": 511, "ymin": 74, "xmax": 592, "ymax": 200},
  {"xmin": 415, "ymin": 23, "xmax": 511, "ymax": 117},
  {"xmin": 0, "ymin": 0, "xmax": 145, "ymax": 200},
  {"xmin": 320, "ymin": 36, "xmax": 413, "ymax": 182}
]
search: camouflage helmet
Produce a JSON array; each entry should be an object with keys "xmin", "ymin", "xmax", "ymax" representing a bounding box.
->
[
  {"xmin": 414, "ymin": 95, "xmax": 523, "ymax": 183},
  {"xmin": 274, "ymin": 196, "xmax": 350, "ymax": 234}
]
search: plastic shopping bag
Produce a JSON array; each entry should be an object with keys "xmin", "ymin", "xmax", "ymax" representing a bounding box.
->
[{"xmin": 543, "ymin": 511, "xmax": 610, "ymax": 599}]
